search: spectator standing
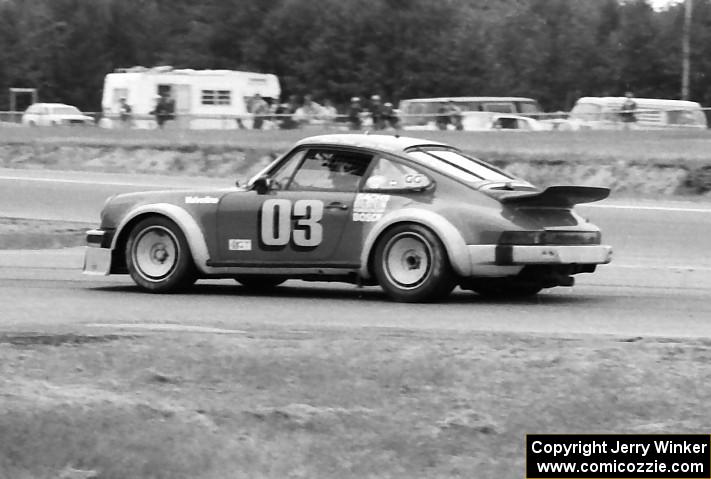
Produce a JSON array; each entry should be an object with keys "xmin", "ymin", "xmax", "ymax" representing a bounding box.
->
[
  {"xmin": 294, "ymin": 94, "xmax": 324, "ymax": 127},
  {"xmin": 383, "ymin": 102, "xmax": 399, "ymax": 129},
  {"xmin": 369, "ymin": 94, "xmax": 385, "ymax": 130},
  {"xmin": 347, "ymin": 97, "xmax": 363, "ymax": 130},
  {"xmin": 250, "ymin": 93, "xmax": 270, "ymax": 130},
  {"xmin": 118, "ymin": 97, "xmax": 132, "ymax": 128},
  {"xmin": 277, "ymin": 95, "xmax": 300, "ymax": 129},
  {"xmin": 619, "ymin": 91, "xmax": 637, "ymax": 129},
  {"xmin": 445, "ymin": 100, "xmax": 463, "ymax": 130},
  {"xmin": 436, "ymin": 105, "xmax": 450, "ymax": 130},
  {"xmin": 321, "ymin": 99, "xmax": 338, "ymax": 128},
  {"xmin": 151, "ymin": 92, "xmax": 175, "ymax": 129}
]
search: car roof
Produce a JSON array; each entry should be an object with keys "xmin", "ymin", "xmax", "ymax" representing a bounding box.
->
[
  {"xmin": 29, "ymin": 103, "xmax": 74, "ymax": 107},
  {"xmin": 575, "ymin": 97, "xmax": 702, "ymax": 108},
  {"xmin": 295, "ymin": 134, "xmax": 448, "ymax": 154}
]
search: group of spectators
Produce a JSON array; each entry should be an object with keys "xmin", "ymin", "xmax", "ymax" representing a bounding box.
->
[
  {"xmin": 116, "ymin": 91, "xmax": 402, "ymax": 131},
  {"xmin": 117, "ymin": 92, "xmax": 175, "ymax": 129},
  {"xmin": 249, "ymin": 93, "xmax": 399, "ymax": 131}
]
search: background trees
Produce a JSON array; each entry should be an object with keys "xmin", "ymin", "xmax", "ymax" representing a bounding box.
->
[{"xmin": 0, "ymin": 0, "xmax": 708, "ymax": 112}]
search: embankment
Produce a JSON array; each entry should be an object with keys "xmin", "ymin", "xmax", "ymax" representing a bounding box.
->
[{"xmin": 1, "ymin": 142, "xmax": 710, "ymax": 198}]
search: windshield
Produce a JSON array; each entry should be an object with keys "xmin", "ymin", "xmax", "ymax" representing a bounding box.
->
[
  {"xmin": 407, "ymin": 147, "xmax": 513, "ymax": 183},
  {"xmin": 517, "ymin": 101, "xmax": 542, "ymax": 114},
  {"xmin": 52, "ymin": 106, "xmax": 82, "ymax": 115},
  {"xmin": 570, "ymin": 103, "xmax": 602, "ymax": 121},
  {"xmin": 666, "ymin": 108, "xmax": 707, "ymax": 126}
]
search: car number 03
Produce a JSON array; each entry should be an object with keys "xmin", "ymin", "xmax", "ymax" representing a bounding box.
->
[{"xmin": 261, "ymin": 199, "xmax": 324, "ymax": 247}]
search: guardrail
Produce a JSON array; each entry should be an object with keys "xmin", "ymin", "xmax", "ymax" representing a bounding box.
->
[{"xmin": 1, "ymin": 108, "xmax": 709, "ymax": 130}]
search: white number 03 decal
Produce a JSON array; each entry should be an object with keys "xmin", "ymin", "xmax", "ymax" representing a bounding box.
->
[{"xmin": 260, "ymin": 199, "xmax": 324, "ymax": 247}]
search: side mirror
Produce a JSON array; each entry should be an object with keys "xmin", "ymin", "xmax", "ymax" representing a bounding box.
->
[{"xmin": 253, "ymin": 177, "xmax": 272, "ymax": 195}]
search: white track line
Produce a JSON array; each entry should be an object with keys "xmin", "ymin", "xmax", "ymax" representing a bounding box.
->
[
  {"xmin": 585, "ymin": 204, "xmax": 711, "ymax": 213},
  {"xmin": 0, "ymin": 175, "xmax": 183, "ymax": 188}
]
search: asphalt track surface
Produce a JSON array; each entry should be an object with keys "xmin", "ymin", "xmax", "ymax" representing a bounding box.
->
[{"xmin": 1, "ymin": 167, "xmax": 710, "ymax": 339}]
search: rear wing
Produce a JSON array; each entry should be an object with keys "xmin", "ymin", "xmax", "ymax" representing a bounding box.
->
[{"xmin": 499, "ymin": 186, "xmax": 610, "ymax": 208}]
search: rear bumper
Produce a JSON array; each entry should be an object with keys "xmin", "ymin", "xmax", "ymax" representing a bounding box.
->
[
  {"xmin": 466, "ymin": 244, "xmax": 612, "ymax": 276},
  {"xmin": 494, "ymin": 244, "xmax": 612, "ymax": 265}
]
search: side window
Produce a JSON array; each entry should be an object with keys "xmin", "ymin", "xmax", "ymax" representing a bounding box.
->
[
  {"xmin": 288, "ymin": 149, "xmax": 372, "ymax": 192},
  {"xmin": 270, "ymin": 149, "xmax": 307, "ymax": 190},
  {"xmin": 483, "ymin": 102, "xmax": 516, "ymax": 113},
  {"xmin": 364, "ymin": 157, "xmax": 432, "ymax": 191}
]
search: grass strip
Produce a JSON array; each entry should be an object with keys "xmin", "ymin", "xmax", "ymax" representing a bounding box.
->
[{"xmin": 1, "ymin": 327, "xmax": 709, "ymax": 478}]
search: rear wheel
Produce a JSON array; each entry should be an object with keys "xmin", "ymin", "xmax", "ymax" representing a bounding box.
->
[
  {"xmin": 373, "ymin": 224, "xmax": 454, "ymax": 303},
  {"xmin": 235, "ymin": 276, "xmax": 286, "ymax": 291},
  {"xmin": 125, "ymin": 217, "xmax": 197, "ymax": 293}
]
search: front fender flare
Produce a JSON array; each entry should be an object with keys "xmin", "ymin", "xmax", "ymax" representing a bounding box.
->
[
  {"xmin": 111, "ymin": 203, "xmax": 211, "ymax": 274},
  {"xmin": 360, "ymin": 208, "xmax": 471, "ymax": 279}
]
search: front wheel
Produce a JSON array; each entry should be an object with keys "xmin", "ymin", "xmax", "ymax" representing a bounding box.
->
[
  {"xmin": 373, "ymin": 224, "xmax": 454, "ymax": 303},
  {"xmin": 125, "ymin": 217, "xmax": 197, "ymax": 293}
]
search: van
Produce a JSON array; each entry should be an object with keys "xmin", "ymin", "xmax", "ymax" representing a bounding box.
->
[
  {"xmin": 564, "ymin": 97, "xmax": 707, "ymax": 130},
  {"xmin": 100, "ymin": 66, "xmax": 280, "ymax": 129},
  {"xmin": 397, "ymin": 96, "xmax": 543, "ymax": 130}
]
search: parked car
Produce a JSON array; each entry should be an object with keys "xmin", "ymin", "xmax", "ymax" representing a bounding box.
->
[
  {"xmin": 21, "ymin": 103, "xmax": 94, "ymax": 126},
  {"xmin": 84, "ymin": 134, "xmax": 612, "ymax": 302},
  {"xmin": 460, "ymin": 111, "xmax": 550, "ymax": 131},
  {"xmin": 398, "ymin": 96, "xmax": 544, "ymax": 130},
  {"xmin": 560, "ymin": 97, "xmax": 708, "ymax": 130}
]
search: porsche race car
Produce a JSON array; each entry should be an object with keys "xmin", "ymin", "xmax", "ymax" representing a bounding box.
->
[{"xmin": 84, "ymin": 134, "xmax": 612, "ymax": 302}]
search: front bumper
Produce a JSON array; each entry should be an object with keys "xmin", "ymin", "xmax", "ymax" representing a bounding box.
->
[
  {"xmin": 83, "ymin": 229, "xmax": 113, "ymax": 275},
  {"xmin": 466, "ymin": 244, "xmax": 612, "ymax": 276}
]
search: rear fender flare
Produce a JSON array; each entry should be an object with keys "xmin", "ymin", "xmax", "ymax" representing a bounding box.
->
[
  {"xmin": 360, "ymin": 208, "xmax": 470, "ymax": 279},
  {"xmin": 111, "ymin": 203, "xmax": 210, "ymax": 274}
]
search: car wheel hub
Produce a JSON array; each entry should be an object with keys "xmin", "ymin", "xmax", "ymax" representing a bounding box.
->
[
  {"xmin": 151, "ymin": 244, "xmax": 170, "ymax": 263},
  {"xmin": 384, "ymin": 234, "xmax": 431, "ymax": 289},
  {"xmin": 133, "ymin": 227, "xmax": 178, "ymax": 280}
]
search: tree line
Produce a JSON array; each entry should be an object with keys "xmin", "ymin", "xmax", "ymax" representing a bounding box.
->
[{"xmin": 1, "ymin": 0, "xmax": 710, "ymax": 113}]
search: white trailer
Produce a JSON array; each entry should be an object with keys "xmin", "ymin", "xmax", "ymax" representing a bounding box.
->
[{"xmin": 100, "ymin": 66, "xmax": 280, "ymax": 129}]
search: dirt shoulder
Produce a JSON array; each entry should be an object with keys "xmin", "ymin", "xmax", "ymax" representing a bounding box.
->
[
  {"xmin": 1, "ymin": 325, "xmax": 708, "ymax": 478},
  {"xmin": 0, "ymin": 217, "xmax": 90, "ymax": 250}
]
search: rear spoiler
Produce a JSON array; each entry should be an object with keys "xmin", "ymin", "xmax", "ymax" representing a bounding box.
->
[{"xmin": 499, "ymin": 186, "xmax": 610, "ymax": 208}]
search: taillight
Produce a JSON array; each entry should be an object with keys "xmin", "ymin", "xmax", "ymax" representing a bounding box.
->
[
  {"xmin": 544, "ymin": 231, "xmax": 601, "ymax": 245},
  {"xmin": 499, "ymin": 230, "xmax": 601, "ymax": 245},
  {"xmin": 498, "ymin": 231, "xmax": 545, "ymax": 245}
]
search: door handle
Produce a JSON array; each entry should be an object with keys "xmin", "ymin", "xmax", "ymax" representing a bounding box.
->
[{"xmin": 325, "ymin": 201, "xmax": 349, "ymax": 210}]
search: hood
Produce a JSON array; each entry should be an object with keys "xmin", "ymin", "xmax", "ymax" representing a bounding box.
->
[{"xmin": 101, "ymin": 187, "xmax": 239, "ymax": 227}]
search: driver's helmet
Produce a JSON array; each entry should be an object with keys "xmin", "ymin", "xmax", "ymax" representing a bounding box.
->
[{"xmin": 325, "ymin": 157, "xmax": 363, "ymax": 191}]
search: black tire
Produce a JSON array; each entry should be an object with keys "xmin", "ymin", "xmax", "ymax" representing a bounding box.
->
[
  {"xmin": 125, "ymin": 216, "xmax": 197, "ymax": 293},
  {"xmin": 235, "ymin": 276, "xmax": 286, "ymax": 291},
  {"xmin": 373, "ymin": 224, "xmax": 455, "ymax": 303}
]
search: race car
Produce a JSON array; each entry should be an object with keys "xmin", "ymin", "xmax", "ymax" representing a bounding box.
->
[{"xmin": 84, "ymin": 134, "xmax": 612, "ymax": 302}]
